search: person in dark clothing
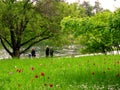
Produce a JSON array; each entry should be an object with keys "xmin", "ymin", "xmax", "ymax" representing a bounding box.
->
[
  {"xmin": 45, "ymin": 46, "xmax": 49, "ymax": 57},
  {"xmin": 50, "ymin": 47, "xmax": 54, "ymax": 57},
  {"xmin": 31, "ymin": 48, "xmax": 36, "ymax": 57}
]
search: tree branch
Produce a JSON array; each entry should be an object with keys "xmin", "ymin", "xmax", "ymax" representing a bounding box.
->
[
  {"xmin": 20, "ymin": 35, "xmax": 53, "ymax": 54},
  {"xmin": 0, "ymin": 38, "xmax": 12, "ymax": 56},
  {"xmin": 21, "ymin": 30, "xmax": 48, "ymax": 46},
  {"xmin": 0, "ymin": 34, "xmax": 12, "ymax": 48}
]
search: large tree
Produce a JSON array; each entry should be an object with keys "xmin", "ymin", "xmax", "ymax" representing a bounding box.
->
[{"xmin": 0, "ymin": 0, "xmax": 60, "ymax": 58}]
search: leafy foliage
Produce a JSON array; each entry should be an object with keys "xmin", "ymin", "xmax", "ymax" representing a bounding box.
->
[
  {"xmin": 0, "ymin": 0, "xmax": 58, "ymax": 58},
  {"xmin": 109, "ymin": 9, "xmax": 120, "ymax": 49},
  {"xmin": 61, "ymin": 11, "xmax": 119, "ymax": 54}
]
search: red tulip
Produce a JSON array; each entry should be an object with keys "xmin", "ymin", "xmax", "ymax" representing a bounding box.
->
[
  {"xmin": 31, "ymin": 67, "xmax": 34, "ymax": 70},
  {"xmin": 49, "ymin": 84, "xmax": 53, "ymax": 87},
  {"xmin": 40, "ymin": 72, "xmax": 45, "ymax": 76},
  {"xmin": 35, "ymin": 75, "xmax": 39, "ymax": 78}
]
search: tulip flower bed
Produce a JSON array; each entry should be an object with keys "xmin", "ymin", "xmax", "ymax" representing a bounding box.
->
[{"xmin": 0, "ymin": 55, "xmax": 120, "ymax": 90}]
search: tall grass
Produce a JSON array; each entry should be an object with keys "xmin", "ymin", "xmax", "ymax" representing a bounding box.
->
[{"xmin": 0, "ymin": 55, "xmax": 120, "ymax": 90}]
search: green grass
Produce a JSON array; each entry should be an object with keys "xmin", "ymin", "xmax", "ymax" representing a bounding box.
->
[{"xmin": 0, "ymin": 55, "xmax": 120, "ymax": 90}]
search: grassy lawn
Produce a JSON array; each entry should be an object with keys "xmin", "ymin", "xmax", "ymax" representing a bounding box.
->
[{"xmin": 0, "ymin": 55, "xmax": 120, "ymax": 90}]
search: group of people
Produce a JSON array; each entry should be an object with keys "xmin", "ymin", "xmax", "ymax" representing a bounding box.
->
[
  {"xmin": 45, "ymin": 46, "xmax": 54, "ymax": 57},
  {"xmin": 30, "ymin": 45, "xmax": 54, "ymax": 58}
]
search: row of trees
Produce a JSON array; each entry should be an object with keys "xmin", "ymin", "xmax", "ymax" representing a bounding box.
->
[
  {"xmin": 61, "ymin": 9, "xmax": 120, "ymax": 54},
  {"xmin": 0, "ymin": 0, "xmax": 119, "ymax": 58}
]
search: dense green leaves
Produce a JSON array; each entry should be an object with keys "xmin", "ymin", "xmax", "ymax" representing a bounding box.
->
[
  {"xmin": 61, "ymin": 10, "xmax": 120, "ymax": 54},
  {"xmin": 109, "ymin": 9, "xmax": 120, "ymax": 49}
]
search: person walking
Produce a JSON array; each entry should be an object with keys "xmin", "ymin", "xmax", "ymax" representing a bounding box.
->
[
  {"xmin": 45, "ymin": 45, "xmax": 49, "ymax": 57},
  {"xmin": 50, "ymin": 47, "xmax": 54, "ymax": 57},
  {"xmin": 31, "ymin": 48, "xmax": 36, "ymax": 57}
]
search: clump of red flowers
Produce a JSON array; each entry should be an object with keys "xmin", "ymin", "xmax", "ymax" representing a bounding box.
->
[
  {"xmin": 40, "ymin": 72, "xmax": 45, "ymax": 76},
  {"xmin": 16, "ymin": 69, "xmax": 22, "ymax": 73}
]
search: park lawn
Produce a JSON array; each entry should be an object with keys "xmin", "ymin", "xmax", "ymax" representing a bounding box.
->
[{"xmin": 0, "ymin": 55, "xmax": 120, "ymax": 90}]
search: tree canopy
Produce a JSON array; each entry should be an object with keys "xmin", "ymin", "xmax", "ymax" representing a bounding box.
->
[
  {"xmin": 61, "ymin": 10, "xmax": 120, "ymax": 54},
  {"xmin": 0, "ymin": 0, "xmax": 63, "ymax": 58}
]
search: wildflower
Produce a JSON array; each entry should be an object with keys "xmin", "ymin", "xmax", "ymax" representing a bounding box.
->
[
  {"xmin": 18, "ymin": 70, "xmax": 22, "ymax": 73},
  {"xmin": 49, "ymin": 84, "xmax": 53, "ymax": 87},
  {"xmin": 40, "ymin": 72, "xmax": 45, "ymax": 76},
  {"xmin": 16, "ymin": 69, "xmax": 19, "ymax": 72},
  {"xmin": 35, "ymin": 75, "xmax": 39, "ymax": 78},
  {"xmin": 31, "ymin": 67, "xmax": 34, "ymax": 70},
  {"xmin": 16, "ymin": 69, "xmax": 22, "ymax": 73}
]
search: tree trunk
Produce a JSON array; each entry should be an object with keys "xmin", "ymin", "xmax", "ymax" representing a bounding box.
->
[
  {"xmin": 101, "ymin": 46, "xmax": 106, "ymax": 55},
  {"xmin": 12, "ymin": 48, "xmax": 20, "ymax": 58}
]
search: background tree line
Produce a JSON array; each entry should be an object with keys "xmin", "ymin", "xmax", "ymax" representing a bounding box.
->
[
  {"xmin": 61, "ymin": 9, "xmax": 120, "ymax": 54},
  {"xmin": 0, "ymin": 0, "xmax": 119, "ymax": 58}
]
